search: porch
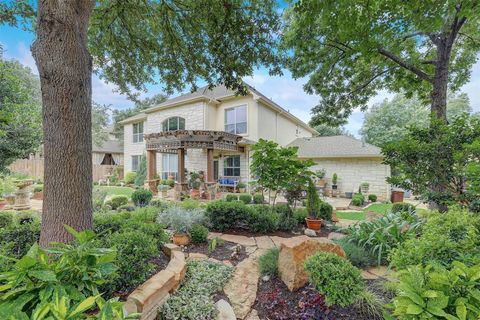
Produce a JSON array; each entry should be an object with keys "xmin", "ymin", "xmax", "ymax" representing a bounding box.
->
[{"xmin": 144, "ymin": 130, "xmax": 247, "ymax": 199}]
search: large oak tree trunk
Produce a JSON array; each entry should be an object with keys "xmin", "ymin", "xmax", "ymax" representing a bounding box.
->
[{"xmin": 32, "ymin": 0, "xmax": 95, "ymax": 246}]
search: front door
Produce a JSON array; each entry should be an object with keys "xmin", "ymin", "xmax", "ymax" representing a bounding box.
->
[{"xmin": 213, "ymin": 160, "xmax": 219, "ymax": 181}]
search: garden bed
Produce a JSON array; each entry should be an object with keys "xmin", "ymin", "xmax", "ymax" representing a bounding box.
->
[
  {"xmin": 254, "ymin": 277, "xmax": 388, "ymax": 320},
  {"xmin": 184, "ymin": 240, "xmax": 248, "ymax": 265}
]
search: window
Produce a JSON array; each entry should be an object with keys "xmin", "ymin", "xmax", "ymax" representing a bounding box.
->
[
  {"xmin": 225, "ymin": 105, "xmax": 247, "ymax": 134},
  {"xmin": 133, "ymin": 122, "xmax": 144, "ymax": 143},
  {"xmin": 131, "ymin": 155, "xmax": 141, "ymax": 172},
  {"xmin": 224, "ymin": 155, "xmax": 240, "ymax": 176},
  {"xmin": 162, "ymin": 153, "xmax": 178, "ymax": 180},
  {"xmin": 162, "ymin": 117, "xmax": 185, "ymax": 131}
]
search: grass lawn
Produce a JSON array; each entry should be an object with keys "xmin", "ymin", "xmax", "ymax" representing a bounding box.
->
[
  {"xmin": 94, "ymin": 186, "xmax": 135, "ymax": 198},
  {"xmin": 364, "ymin": 203, "xmax": 393, "ymax": 214},
  {"xmin": 336, "ymin": 211, "xmax": 366, "ymax": 220},
  {"xmin": 336, "ymin": 203, "xmax": 393, "ymax": 220}
]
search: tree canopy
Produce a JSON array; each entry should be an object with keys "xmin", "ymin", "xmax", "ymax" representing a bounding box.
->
[
  {"xmin": 282, "ymin": 1, "xmax": 480, "ymax": 126},
  {"xmin": 91, "ymin": 103, "xmax": 111, "ymax": 147},
  {"xmin": 0, "ymin": 53, "xmax": 42, "ymax": 171},
  {"xmin": 361, "ymin": 92, "xmax": 472, "ymax": 146},
  {"xmin": 312, "ymin": 123, "xmax": 352, "ymax": 137}
]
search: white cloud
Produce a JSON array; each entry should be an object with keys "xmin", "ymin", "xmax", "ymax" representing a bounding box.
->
[
  {"xmin": 16, "ymin": 42, "xmax": 38, "ymax": 74},
  {"xmin": 460, "ymin": 59, "xmax": 480, "ymax": 113}
]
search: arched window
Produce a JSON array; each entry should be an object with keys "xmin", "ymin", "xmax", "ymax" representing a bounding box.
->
[{"xmin": 162, "ymin": 117, "xmax": 185, "ymax": 131}]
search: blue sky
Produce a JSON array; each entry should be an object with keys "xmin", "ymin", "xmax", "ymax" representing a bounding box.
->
[{"xmin": 1, "ymin": 24, "xmax": 479, "ymax": 137}]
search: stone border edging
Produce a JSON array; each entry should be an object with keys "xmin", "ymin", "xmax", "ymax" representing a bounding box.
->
[{"xmin": 124, "ymin": 243, "xmax": 186, "ymax": 320}]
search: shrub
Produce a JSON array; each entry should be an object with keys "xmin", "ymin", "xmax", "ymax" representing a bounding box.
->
[
  {"xmin": 306, "ymin": 179, "xmax": 321, "ymax": 218},
  {"xmin": 253, "ymin": 193, "xmax": 264, "ymax": 204},
  {"xmin": 92, "ymin": 188, "xmax": 108, "ymax": 210},
  {"xmin": 391, "ymin": 202, "xmax": 415, "ymax": 213},
  {"xmin": 368, "ymin": 194, "xmax": 377, "ymax": 202},
  {"xmin": 389, "ymin": 208, "xmax": 480, "ymax": 269},
  {"xmin": 225, "ymin": 193, "xmax": 238, "ymax": 202},
  {"xmin": 293, "ymin": 208, "xmax": 308, "ymax": 224},
  {"xmin": 335, "ymin": 238, "xmax": 376, "ymax": 268},
  {"xmin": 345, "ymin": 211, "xmax": 423, "ymax": 265},
  {"xmin": 351, "ymin": 193, "xmax": 365, "ymax": 206},
  {"xmin": 259, "ymin": 247, "xmax": 279, "ymax": 277},
  {"xmin": 190, "ymin": 224, "xmax": 209, "ymax": 244},
  {"xmin": 161, "ymin": 178, "xmax": 175, "ymax": 188},
  {"xmin": 0, "ymin": 211, "xmax": 13, "ymax": 228},
  {"xmin": 124, "ymin": 171, "xmax": 137, "ymax": 184},
  {"xmin": 305, "ymin": 252, "xmax": 364, "ymax": 307},
  {"xmin": 239, "ymin": 193, "xmax": 252, "ymax": 204},
  {"xmin": 318, "ymin": 201, "xmax": 333, "ymax": 221},
  {"xmin": 390, "ymin": 262, "xmax": 480, "ymax": 319},
  {"xmin": 205, "ymin": 200, "xmax": 251, "ymax": 232},
  {"xmin": 150, "ymin": 198, "xmax": 170, "ymax": 210},
  {"xmin": 275, "ymin": 204, "xmax": 298, "ymax": 231},
  {"xmin": 117, "ymin": 204, "xmax": 135, "ymax": 212},
  {"xmin": 108, "ymin": 195, "xmax": 129, "ymax": 210},
  {"xmin": 131, "ymin": 188, "xmax": 153, "ymax": 207},
  {"xmin": 0, "ymin": 218, "xmax": 40, "ymax": 258},
  {"xmin": 161, "ymin": 260, "xmax": 233, "ymax": 320},
  {"xmin": 157, "ymin": 206, "xmax": 207, "ymax": 234},
  {"xmin": 0, "ymin": 228, "xmax": 125, "ymax": 319},
  {"xmin": 469, "ymin": 198, "xmax": 480, "ymax": 213},
  {"xmin": 102, "ymin": 230, "xmax": 159, "ymax": 293},
  {"xmin": 178, "ymin": 198, "xmax": 204, "ymax": 210},
  {"xmin": 248, "ymin": 205, "xmax": 279, "ymax": 233},
  {"xmin": 33, "ymin": 184, "xmax": 43, "ymax": 193},
  {"xmin": 134, "ymin": 154, "xmax": 147, "ymax": 186}
]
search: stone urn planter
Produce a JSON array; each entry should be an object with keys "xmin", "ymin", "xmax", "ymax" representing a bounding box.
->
[
  {"xmin": 5, "ymin": 194, "xmax": 15, "ymax": 207},
  {"xmin": 305, "ymin": 217, "xmax": 322, "ymax": 231},
  {"xmin": 172, "ymin": 233, "xmax": 190, "ymax": 246}
]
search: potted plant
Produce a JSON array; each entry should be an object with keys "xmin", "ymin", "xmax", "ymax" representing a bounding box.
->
[
  {"xmin": 32, "ymin": 184, "xmax": 44, "ymax": 200},
  {"xmin": 331, "ymin": 173, "xmax": 338, "ymax": 196},
  {"xmin": 158, "ymin": 184, "xmax": 170, "ymax": 198},
  {"xmin": 360, "ymin": 182, "xmax": 369, "ymax": 195},
  {"xmin": 188, "ymin": 171, "xmax": 202, "ymax": 199},
  {"xmin": 314, "ymin": 169, "xmax": 326, "ymax": 187},
  {"xmin": 345, "ymin": 191, "xmax": 353, "ymax": 199},
  {"xmin": 158, "ymin": 206, "xmax": 206, "ymax": 246},
  {"xmin": 305, "ymin": 179, "xmax": 322, "ymax": 230},
  {"xmin": 238, "ymin": 181, "xmax": 246, "ymax": 193}
]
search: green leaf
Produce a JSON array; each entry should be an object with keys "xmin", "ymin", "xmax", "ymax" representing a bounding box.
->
[
  {"xmin": 406, "ymin": 303, "xmax": 423, "ymax": 315},
  {"xmin": 29, "ymin": 270, "xmax": 57, "ymax": 282},
  {"xmin": 67, "ymin": 296, "xmax": 97, "ymax": 318},
  {"xmin": 456, "ymin": 304, "xmax": 467, "ymax": 320}
]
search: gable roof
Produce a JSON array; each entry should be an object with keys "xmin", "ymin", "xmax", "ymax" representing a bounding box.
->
[
  {"xmin": 118, "ymin": 84, "xmax": 317, "ymax": 134},
  {"xmin": 92, "ymin": 140, "xmax": 123, "ymax": 154},
  {"xmin": 288, "ymin": 135, "xmax": 382, "ymax": 159}
]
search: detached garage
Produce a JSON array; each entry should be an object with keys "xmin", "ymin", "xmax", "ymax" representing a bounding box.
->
[{"xmin": 288, "ymin": 135, "xmax": 391, "ymax": 201}]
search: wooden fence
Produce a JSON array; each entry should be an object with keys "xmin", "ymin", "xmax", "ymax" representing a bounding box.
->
[{"xmin": 9, "ymin": 159, "xmax": 124, "ymax": 182}]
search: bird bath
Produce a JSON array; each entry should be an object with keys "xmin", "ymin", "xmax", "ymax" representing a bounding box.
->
[{"xmin": 13, "ymin": 179, "xmax": 34, "ymax": 210}]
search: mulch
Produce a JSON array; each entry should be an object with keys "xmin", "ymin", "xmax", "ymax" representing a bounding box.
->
[
  {"xmin": 184, "ymin": 240, "xmax": 248, "ymax": 265},
  {"xmin": 254, "ymin": 277, "xmax": 389, "ymax": 320}
]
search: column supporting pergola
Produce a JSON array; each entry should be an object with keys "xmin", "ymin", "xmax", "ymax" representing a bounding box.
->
[
  {"xmin": 206, "ymin": 148, "xmax": 214, "ymax": 183},
  {"xmin": 146, "ymin": 150, "xmax": 158, "ymax": 193}
]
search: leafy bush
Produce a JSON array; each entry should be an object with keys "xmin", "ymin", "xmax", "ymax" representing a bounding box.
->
[
  {"xmin": 351, "ymin": 193, "xmax": 365, "ymax": 206},
  {"xmin": 150, "ymin": 198, "xmax": 170, "ymax": 210},
  {"xmin": 335, "ymin": 238, "xmax": 376, "ymax": 268},
  {"xmin": 390, "ymin": 262, "xmax": 480, "ymax": 319},
  {"xmin": 0, "ymin": 217, "xmax": 40, "ymax": 259},
  {"xmin": 178, "ymin": 198, "xmax": 204, "ymax": 210},
  {"xmin": 468, "ymin": 198, "xmax": 480, "ymax": 213},
  {"xmin": 124, "ymin": 171, "xmax": 137, "ymax": 184},
  {"xmin": 205, "ymin": 200, "xmax": 251, "ymax": 231},
  {"xmin": 391, "ymin": 202, "xmax": 415, "ymax": 213},
  {"xmin": 306, "ymin": 179, "xmax": 321, "ymax": 218},
  {"xmin": 190, "ymin": 224, "xmax": 209, "ymax": 244},
  {"xmin": 131, "ymin": 188, "xmax": 153, "ymax": 207},
  {"xmin": 259, "ymin": 247, "xmax": 279, "ymax": 277},
  {"xmin": 318, "ymin": 201, "xmax": 333, "ymax": 221},
  {"xmin": 253, "ymin": 193, "xmax": 264, "ymax": 204},
  {"xmin": 161, "ymin": 260, "xmax": 233, "ymax": 320},
  {"xmin": 368, "ymin": 194, "xmax": 377, "ymax": 202},
  {"xmin": 33, "ymin": 184, "xmax": 43, "ymax": 193},
  {"xmin": 134, "ymin": 154, "xmax": 147, "ymax": 186},
  {"xmin": 239, "ymin": 193, "xmax": 252, "ymax": 204},
  {"xmin": 157, "ymin": 206, "xmax": 207, "ymax": 234},
  {"xmin": 305, "ymin": 252, "xmax": 364, "ymax": 307},
  {"xmin": 0, "ymin": 211, "xmax": 13, "ymax": 228},
  {"xmin": 92, "ymin": 188, "xmax": 108, "ymax": 210},
  {"xmin": 117, "ymin": 204, "xmax": 135, "ymax": 212},
  {"xmin": 389, "ymin": 208, "xmax": 480, "ymax": 269},
  {"xmin": 161, "ymin": 178, "xmax": 175, "ymax": 188},
  {"xmin": 108, "ymin": 195, "xmax": 129, "ymax": 210},
  {"xmin": 274, "ymin": 204, "xmax": 298, "ymax": 231},
  {"xmin": 0, "ymin": 227, "xmax": 128, "ymax": 319},
  {"xmin": 102, "ymin": 230, "xmax": 159, "ymax": 294},
  {"xmin": 248, "ymin": 205, "xmax": 279, "ymax": 233},
  {"xmin": 293, "ymin": 208, "xmax": 308, "ymax": 224},
  {"xmin": 225, "ymin": 193, "xmax": 238, "ymax": 202},
  {"xmin": 345, "ymin": 211, "xmax": 423, "ymax": 265}
]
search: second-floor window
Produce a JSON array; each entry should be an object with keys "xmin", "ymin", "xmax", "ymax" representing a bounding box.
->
[
  {"xmin": 225, "ymin": 105, "xmax": 247, "ymax": 134},
  {"xmin": 162, "ymin": 117, "xmax": 185, "ymax": 131},
  {"xmin": 131, "ymin": 155, "xmax": 141, "ymax": 171},
  {"xmin": 133, "ymin": 122, "xmax": 144, "ymax": 143}
]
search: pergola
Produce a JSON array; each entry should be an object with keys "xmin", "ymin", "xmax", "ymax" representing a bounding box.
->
[{"xmin": 144, "ymin": 130, "xmax": 244, "ymax": 196}]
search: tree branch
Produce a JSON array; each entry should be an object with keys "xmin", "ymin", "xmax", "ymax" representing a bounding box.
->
[{"xmin": 378, "ymin": 48, "xmax": 433, "ymax": 83}]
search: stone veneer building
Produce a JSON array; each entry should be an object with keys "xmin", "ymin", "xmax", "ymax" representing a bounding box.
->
[{"xmin": 120, "ymin": 84, "xmax": 391, "ymax": 200}]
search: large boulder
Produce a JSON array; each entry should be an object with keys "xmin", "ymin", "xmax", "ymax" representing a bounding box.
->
[{"xmin": 278, "ymin": 235, "xmax": 345, "ymax": 291}]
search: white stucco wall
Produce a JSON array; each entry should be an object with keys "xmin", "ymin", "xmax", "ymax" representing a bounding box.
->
[{"xmin": 310, "ymin": 158, "xmax": 391, "ymax": 200}]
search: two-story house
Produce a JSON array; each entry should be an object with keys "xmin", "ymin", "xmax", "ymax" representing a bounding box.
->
[{"xmin": 120, "ymin": 84, "xmax": 391, "ymax": 200}]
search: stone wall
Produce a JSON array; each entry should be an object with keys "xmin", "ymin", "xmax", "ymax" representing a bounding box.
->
[{"xmin": 311, "ymin": 157, "xmax": 391, "ymax": 200}]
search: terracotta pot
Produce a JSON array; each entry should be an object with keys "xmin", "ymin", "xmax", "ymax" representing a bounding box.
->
[
  {"xmin": 190, "ymin": 189, "xmax": 200, "ymax": 200},
  {"xmin": 172, "ymin": 233, "xmax": 190, "ymax": 246},
  {"xmin": 239, "ymin": 188, "xmax": 246, "ymax": 193},
  {"xmin": 305, "ymin": 217, "xmax": 322, "ymax": 231},
  {"xmin": 317, "ymin": 179, "xmax": 326, "ymax": 187},
  {"xmin": 0, "ymin": 200, "xmax": 6, "ymax": 210},
  {"xmin": 391, "ymin": 190, "xmax": 404, "ymax": 203}
]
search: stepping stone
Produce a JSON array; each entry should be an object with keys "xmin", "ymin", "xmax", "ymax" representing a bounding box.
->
[
  {"xmin": 224, "ymin": 255, "xmax": 260, "ymax": 319},
  {"xmin": 255, "ymin": 236, "xmax": 275, "ymax": 250},
  {"xmin": 367, "ymin": 266, "xmax": 396, "ymax": 281},
  {"xmin": 304, "ymin": 228, "xmax": 317, "ymax": 237},
  {"xmin": 215, "ymin": 299, "xmax": 236, "ymax": 320},
  {"xmin": 208, "ymin": 232, "xmax": 223, "ymax": 240},
  {"xmin": 269, "ymin": 236, "xmax": 288, "ymax": 247},
  {"xmin": 186, "ymin": 252, "xmax": 208, "ymax": 261},
  {"xmin": 221, "ymin": 234, "xmax": 256, "ymax": 246},
  {"xmin": 361, "ymin": 270, "xmax": 379, "ymax": 280},
  {"xmin": 245, "ymin": 309, "xmax": 260, "ymax": 320},
  {"xmin": 327, "ymin": 232, "xmax": 346, "ymax": 241}
]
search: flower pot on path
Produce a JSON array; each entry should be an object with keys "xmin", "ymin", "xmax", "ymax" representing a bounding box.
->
[
  {"xmin": 172, "ymin": 233, "xmax": 190, "ymax": 246},
  {"xmin": 305, "ymin": 218, "xmax": 322, "ymax": 231}
]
